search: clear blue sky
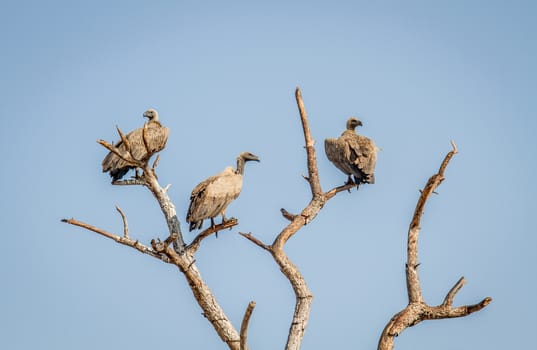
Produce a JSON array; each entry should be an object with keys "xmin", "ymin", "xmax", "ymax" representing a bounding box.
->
[{"xmin": 1, "ymin": 1, "xmax": 535, "ymax": 349}]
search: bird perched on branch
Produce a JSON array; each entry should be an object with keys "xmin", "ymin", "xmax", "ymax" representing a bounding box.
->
[
  {"xmin": 324, "ymin": 117, "xmax": 377, "ymax": 186},
  {"xmin": 102, "ymin": 109, "xmax": 169, "ymax": 181},
  {"xmin": 187, "ymin": 152, "xmax": 260, "ymax": 231}
]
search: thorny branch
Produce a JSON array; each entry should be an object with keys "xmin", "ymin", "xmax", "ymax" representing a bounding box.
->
[{"xmin": 377, "ymin": 141, "xmax": 492, "ymax": 350}]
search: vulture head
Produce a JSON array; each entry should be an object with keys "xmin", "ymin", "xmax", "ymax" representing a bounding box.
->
[
  {"xmin": 236, "ymin": 152, "xmax": 260, "ymax": 174},
  {"xmin": 346, "ymin": 117, "xmax": 363, "ymax": 130},
  {"xmin": 239, "ymin": 152, "xmax": 260, "ymax": 163},
  {"xmin": 143, "ymin": 109, "xmax": 159, "ymax": 121}
]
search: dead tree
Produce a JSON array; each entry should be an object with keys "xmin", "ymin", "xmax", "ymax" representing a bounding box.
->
[
  {"xmin": 62, "ymin": 88, "xmax": 491, "ymax": 350},
  {"xmin": 377, "ymin": 141, "xmax": 492, "ymax": 350}
]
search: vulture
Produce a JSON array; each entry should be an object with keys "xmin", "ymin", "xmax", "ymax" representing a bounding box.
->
[
  {"xmin": 324, "ymin": 117, "xmax": 377, "ymax": 186},
  {"xmin": 187, "ymin": 152, "xmax": 260, "ymax": 231},
  {"xmin": 102, "ymin": 109, "xmax": 169, "ymax": 181}
]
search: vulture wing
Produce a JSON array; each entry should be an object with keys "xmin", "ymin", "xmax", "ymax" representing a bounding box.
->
[
  {"xmin": 325, "ymin": 137, "xmax": 354, "ymax": 176},
  {"xmin": 187, "ymin": 167, "xmax": 243, "ymax": 231},
  {"xmin": 102, "ymin": 121, "xmax": 169, "ymax": 181},
  {"xmin": 343, "ymin": 133, "xmax": 377, "ymax": 184}
]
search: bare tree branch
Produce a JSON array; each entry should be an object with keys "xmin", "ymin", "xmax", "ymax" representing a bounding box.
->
[
  {"xmin": 187, "ymin": 219, "xmax": 239, "ymax": 254},
  {"xmin": 377, "ymin": 143, "xmax": 492, "ymax": 350},
  {"xmin": 64, "ymin": 215, "xmax": 240, "ymax": 349},
  {"xmin": 324, "ymin": 182, "xmax": 358, "ymax": 200},
  {"xmin": 116, "ymin": 125, "xmax": 135, "ymax": 160},
  {"xmin": 442, "ymin": 276, "xmax": 465, "ymax": 307},
  {"xmin": 67, "ymin": 96, "xmax": 489, "ymax": 350},
  {"xmin": 61, "ymin": 218, "xmax": 162, "ymax": 260},
  {"xmin": 280, "ymin": 208, "xmax": 297, "ymax": 221},
  {"xmin": 240, "ymin": 301, "xmax": 256, "ymax": 350},
  {"xmin": 246, "ymin": 87, "xmax": 372, "ymax": 350},
  {"xmin": 152, "ymin": 154, "xmax": 161, "ymax": 170},
  {"xmin": 115, "ymin": 205, "xmax": 129, "ymax": 238},
  {"xmin": 295, "ymin": 87, "xmax": 322, "ymax": 197},
  {"xmin": 266, "ymin": 88, "xmax": 324, "ymax": 350},
  {"xmin": 112, "ymin": 178, "xmax": 147, "ymax": 186},
  {"xmin": 406, "ymin": 140, "xmax": 458, "ymax": 303},
  {"xmin": 239, "ymin": 232, "xmax": 271, "ymax": 251},
  {"xmin": 426, "ymin": 297, "xmax": 492, "ymax": 320},
  {"xmin": 97, "ymin": 139, "xmax": 138, "ymax": 166},
  {"xmin": 273, "ymin": 88, "xmax": 324, "ymax": 250},
  {"xmin": 66, "ymin": 138, "xmax": 242, "ymax": 349}
]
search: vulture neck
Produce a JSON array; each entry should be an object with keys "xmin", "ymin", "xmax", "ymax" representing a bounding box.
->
[
  {"xmin": 236, "ymin": 157, "xmax": 246, "ymax": 175},
  {"xmin": 343, "ymin": 127, "xmax": 357, "ymax": 136}
]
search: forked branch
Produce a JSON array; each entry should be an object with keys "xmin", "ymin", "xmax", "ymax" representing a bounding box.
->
[
  {"xmin": 66, "ymin": 138, "xmax": 242, "ymax": 349},
  {"xmin": 240, "ymin": 87, "xmax": 366, "ymax": 350},
  {"xmin": 377, "ymin": 142, "xmax": 492, "ymax": 350},
  {"xmin": 61, "ymin": 218, "xmax": 162, "ymax": 260}
]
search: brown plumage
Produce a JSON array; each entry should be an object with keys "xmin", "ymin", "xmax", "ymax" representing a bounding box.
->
[
  {"xmin": 102, "ymin": 109, "xmax": 169, "ymax": 181},
  {"xmin": 187, "ymin": 152, "xmax": 259, "ymax": 231},
  {"xmin": 324, "ymin": 117, "xmax": 377, "ymax": 186}
]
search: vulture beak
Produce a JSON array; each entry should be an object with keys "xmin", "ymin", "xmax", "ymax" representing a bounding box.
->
[
  {"xmin": 357, "ymin": 120, "xmax": 363, "ymax": 127},
  {"xmin": 244, "ymin": 152, "xmax": 260, "ymax": 162}
]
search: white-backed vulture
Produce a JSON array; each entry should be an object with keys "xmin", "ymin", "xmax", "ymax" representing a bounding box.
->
[
  {"xmin": 187, "ymin": 152, "xmax": 260, "ymax": 231},
  {"xmin": 102, "ymin": 109, "xmax": 169, "ymax": 181},
  {"xmin": 324, "ymin": 117, "xmax": 377, "ymax": 186}
]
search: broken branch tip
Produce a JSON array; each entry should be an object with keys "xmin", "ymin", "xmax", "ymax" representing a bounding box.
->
[{"xmin": 450, "ymin": 139, "xmax": 458, "ymax": 153}]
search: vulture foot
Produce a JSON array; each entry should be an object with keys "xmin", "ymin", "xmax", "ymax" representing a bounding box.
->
[
  {"xmin": 222, "ymin": 217, "xmax": 237, "ymax": 227},
  {"xmin": 345, "ymin": 176, "xmax": 357, "ymax": 192},
  {"xmin": 210, "ymin": 218, "xmax": 218, "ymax": 238}
]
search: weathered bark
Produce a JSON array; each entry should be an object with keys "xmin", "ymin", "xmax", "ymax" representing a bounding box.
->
[
  {"xmin": 240, "ymin": 88, "xmax": 357, "ymax": 350},
  {"xmin": 377, "ymin": 141, "xmax": 492, "ymax": 350},
  {"xmin": 63, "ymin": 93, "xmax": 491, "ymax": 350},
  {"xmin": 240, "ymin": 301, "xmax": 256, "ymax": 350},
  {"xmin": 64, "ymin": 132, "xmax": 242, "ymax": 350}
]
